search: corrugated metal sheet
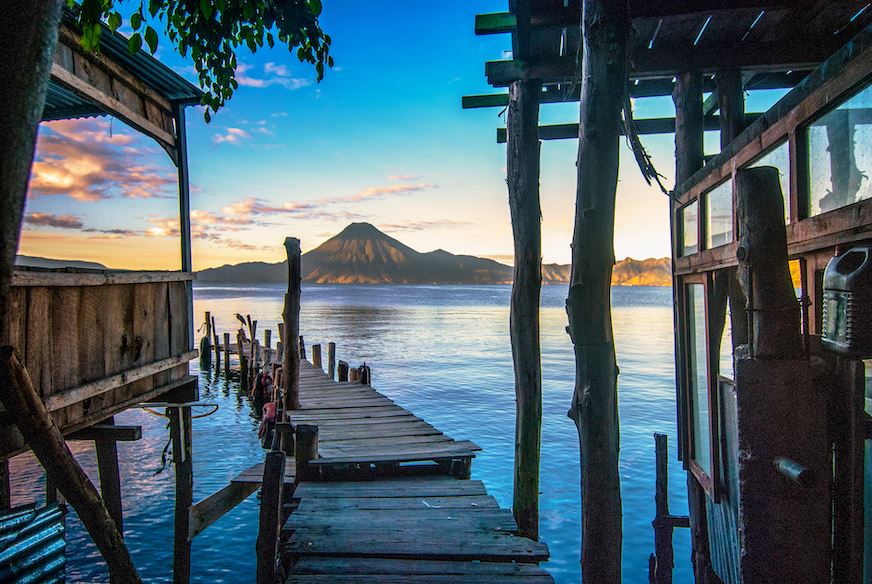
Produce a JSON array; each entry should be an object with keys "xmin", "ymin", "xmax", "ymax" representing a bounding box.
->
[
  {"xmin": 708, "ymin": 379, "xmax": 741, "ymax": 584},
  {"xmin": 0, "ymin": 504, "xmax": 66, "ymax": 584}
]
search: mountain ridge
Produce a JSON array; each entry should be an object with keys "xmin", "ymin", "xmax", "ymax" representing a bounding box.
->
[{"xmin": 197, "ymin": 223, "xmax": 672, "ymax": 286}]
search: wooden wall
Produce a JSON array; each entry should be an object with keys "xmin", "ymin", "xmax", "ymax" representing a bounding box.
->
[{"xmin": 1, "ymin": 270, "xmax": 196, "ymax": 460}]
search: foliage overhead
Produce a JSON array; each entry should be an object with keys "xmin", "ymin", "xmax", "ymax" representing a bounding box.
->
[{"xmin": 69, "ymin": 0, "xmax": 332, "ymax": 121}]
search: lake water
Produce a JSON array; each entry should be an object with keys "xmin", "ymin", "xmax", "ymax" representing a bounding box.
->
[{"xmin": 8, "ymin": 283, "xmax": 691, "ymax": 583}]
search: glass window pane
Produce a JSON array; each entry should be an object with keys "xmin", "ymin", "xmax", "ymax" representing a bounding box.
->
[
  {"xmin": 681, "ymin": 201, "xmax": 699, "ymax": 256},
  {"xmin": 719, "ymin": 304, "xmax": 734, "ymax": 382},
  {"xmin": 749, "ymin": 140, "xmax": 791, "ymax": 223},
  {"xmin": 705, "ymin": 180, "xmax": 733, "ymax": 249},
  {"xmin": 687, "ymin": 283, "xmax": 712, "ymax": 476},
  {"xmin": 808, "ymin": 83, "xmax": 872, "ymax": 216}
]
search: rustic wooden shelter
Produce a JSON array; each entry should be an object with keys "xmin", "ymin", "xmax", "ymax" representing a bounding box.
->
[
  {"xmin": 467, "ymin": 1, "xmax": 872, "ymax": 582},
  {"xmin": 1, "ymin": 13, "xmax": 202, "ymax": 582}
]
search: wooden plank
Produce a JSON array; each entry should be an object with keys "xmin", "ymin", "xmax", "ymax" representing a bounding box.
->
[
  {"xmin": 314, "ymin": 451, "xmax": 476, "ymax": 467},
  {"xmin": 68, "ymin": 424, "xmax": 141, "ymax": 441},
  {"xmin": 291, "ymin": 557, "xmax": 550, "ymax": 577},
  {"xmin": 25, "ymin": 288, "xmax": 52, "ymax": 399},
  {"xmin": 232, "ymin": 460, "xmax": 297, "ymax": 485},
  {"xmin": 294, "ymin": 479, "xmax": 487, "ymax": 499},
  {"xmin": 284, "ymin": 531, "xmax": 550, "ymax": 562},
  {"xmin": 286, "ymin": 575, "xmax": 554, "ymax": 583},
  {"xmin": 12, "ymin": 269, "xmax": 194, "ymax": 287},
  {"xmin": 133, "ymin": 283, "xmax": 155, "ymax": 366},
  {"xmin": 43, "ymin": 350, "xmax": 197, "ymax": 411},
  {"xmin": 286, "ymin": 510, "xmax": 518, "ymax": 531},
  {"xmin": 188, "ymin": 480, "xmax": 258, "ymax": 540},
  {"xmin": 290, "ymin": 495, "xmax": 500, "ymax": 512}
]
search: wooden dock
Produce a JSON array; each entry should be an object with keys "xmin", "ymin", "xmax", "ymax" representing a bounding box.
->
[{"xmin": 235, "ymin": 360, "xmax": 552, "ymax": 582}]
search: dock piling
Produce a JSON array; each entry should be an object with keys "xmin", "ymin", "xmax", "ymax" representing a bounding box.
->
[
  {"xmin": 223, "ymin": 332, "xmax": 230, "ymax": 376},
  {"xmin": 256, "ymin": 450, "xmax": 286, "ymax": 584},
  {"xmin": 312, "ymin": 344, "xmax": 322, "ymax": 369},
  {"xmin": 283, "ymin": 238, "xmax": 302, "ymax": 411},
  {"xmin": 298, "ymin": 335, "xmax": 306, "ymax": 360},
  {"xmin": 652, "ymin": 433, "xmax": 674, "ymax": 584},
  {"xmin": 327, "ymin": 342, "xmax": 336, "ymax": 380},
  {"xmin": 295, "ymin": 424, "xmax": 319, "ymax": 482},
  {"xmin": 337, "ymin": 360, "xmax": 349, "ymax": 382}
]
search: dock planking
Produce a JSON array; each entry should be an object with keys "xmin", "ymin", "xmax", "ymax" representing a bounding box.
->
[{"xmin": 284, "ymin": 476, "xmax": 552, "ymax": 582}]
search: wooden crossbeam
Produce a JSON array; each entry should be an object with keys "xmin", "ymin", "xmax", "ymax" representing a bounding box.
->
[
  {"xmin": 485, "ymin": 41, "xmax": 831, "ymax": 85},
  {"xmin": 188, "ymin": 481, "xmax": 259, "ymax": 541},
  {"xmin": 68, "ymin": 424, "xmax": 142, "ymax": 442},
  {"xmin": 496, "ymin": 113, "xmax": 760, "ymax": 142}
]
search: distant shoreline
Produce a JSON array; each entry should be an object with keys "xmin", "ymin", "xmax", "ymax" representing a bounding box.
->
[{"xmin": 193, "ymin": 280, "xmax": 672, "ymax": 287}]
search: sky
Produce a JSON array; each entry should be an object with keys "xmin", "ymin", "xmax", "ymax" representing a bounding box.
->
[{"xmin": 18, "ymin": 1, "xmax": 786, "ymax": 271}]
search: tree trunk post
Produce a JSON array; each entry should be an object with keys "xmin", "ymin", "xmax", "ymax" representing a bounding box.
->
[
  {"xmin": 327, "ymin": 342, "xmax": 336, "ymax": 380},
  {"xmin": 0, "ymin": 2, "xmax": 65, "ymax": 347},
  {"xmin": 566, "ymin": 2, "xmax": 629, "ymax": 582},
  {"xmin": 295, "ymin": 425, "xmax": 320, "ymax": 483},
  {"xmin": 673, "ymin": 69, "xmax": 718, "ymax": 584},
  {"xmin": 169, "ymin": 405, "xmax": 193, "ymax": 584},
  {"xmin": 95, "ymin": 416, "xmax": 124, "ymax": 534},
  {"xmin": 506, "ymin": 78, "xmax": 543, "ymax": 541},
  {"xmin": 223, "ymin": 332, "xmax": 231, "ymax": 376},
  {"xmin": 283, "ymin": 239, "xmax": 302, "ymax": 411},
  {"xmin": 0, "ymin": 459, "xmax": 9, "ymax": 510},
  {"xmin": 256, "ymin": 450, "xmax": 285, "ymax": 584},
  {"xmin": 0, "ymin": 347, "xmax": 142, "ymax": 583},
  {"xmin": 312, "ymin": 344, "xmax": 322, "ymax": 369},
  {"xmin": 211, "ymin": 316, "xmax": 219, "ymax": 368},
  {"xmin": 237, "ymin": 331, "xmax": 248, "ymax": 390}
]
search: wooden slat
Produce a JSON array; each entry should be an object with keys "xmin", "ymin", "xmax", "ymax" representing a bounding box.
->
[
  {"xmin": 188, "ymin": 481, "xmax": 259, "ymax": 540},
  {"xmin": 12, "ymin": 269, "xmax": 195, "ymax": 287},
  {"xmin": 44, "ymin": 350, "xmax": 197, "ymax": 411},
  {"xmin": 291, "ymin": 557, "xmax": 550, "ymax": 577},
  {"xmin": 294, "ymin": 479, "xmax": 487, "ymax": 499},
  {"xmin": 291, "ymin": 495, "xmax": 500, "ymax": 512}
]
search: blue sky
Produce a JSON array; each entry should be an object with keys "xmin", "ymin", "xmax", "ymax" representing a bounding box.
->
[{"xmin": 19, "ymin": 2, "xmax": 787, "ymax": 270}]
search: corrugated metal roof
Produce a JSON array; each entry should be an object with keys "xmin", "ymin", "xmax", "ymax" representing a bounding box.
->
[
  {"xmin": 0, "ymin": 504, "xmax": 66, "ymax": 584},
  {"xmin": 43, "ymin": 11, "xmax": 204, "ymax": 122}
]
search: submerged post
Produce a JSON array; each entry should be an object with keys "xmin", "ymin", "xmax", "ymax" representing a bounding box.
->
[
  {"xmin": 565, "ymin": 1, "xmax": 629, "ymax": 581},
  {"xmin": 506, "ymin": 77, "xmax": 543, "ymax": 540},
  {"xmin": 283, "ymin": 238, "xmax": 302, "ymax": 411},
  {"xmin": 327, "ymin": 342, "xmax": 336, "ymax": 380},
  {"xmin": 652, "ymin": 433, "xmax": 674, "ymax": 584},
  {"xmin": 256, "ymin": 450, "xmax": 285, "ymax": 584},
  {"xmin": 95, "ymin": 416, "xmax": 124, "ymax": 534},
  {"xmin": 169, "ymin": 406, "xmax": 193, "ymax": 584}
]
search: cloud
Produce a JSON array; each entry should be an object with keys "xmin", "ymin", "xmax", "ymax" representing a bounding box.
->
[
  {"xmin": 212, "ymin": 127, "xmax": 251, "ymax": 145},
  {"xmin": 236, "ymin": 62, "xmax": 311, "ymax": 90},
  {"xmin": 350, "ymin": 183, "xmax": 435, "ymax": 201},
  {"xmin": 25, "ymin": 212, "xmax": 84, "ymax": 229},
  {"xmin": 388, "ymin": 174, "xmax": 418, "ymax": 182},
  {"xmin": 379, "ymin": 219, "xmax": 475, "ymax": 232},
  {"xmin": 29, "ymin": 119, "xmax": 174, "ymax": 201},
  {"xmin": 271, "ymin": 111, "xmax": 288, "ymax": 118}
]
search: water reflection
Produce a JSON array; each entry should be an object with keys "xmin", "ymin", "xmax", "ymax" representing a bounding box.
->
[{"xmin": 6, "ymin": 283, "xmax": 690, "ymax": 583}]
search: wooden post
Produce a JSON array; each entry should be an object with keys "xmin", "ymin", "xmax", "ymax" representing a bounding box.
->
[
  {"xmin": 237, "ymin": 331, "xmax": 248, "ymax": 390},
  {"xmin": 337, "ymin": 360, "xmax": 348, "ymax": 382},
  {"xmin": 265, "ymin": 330, "xmax": 272, "ymax": 349},
  {"xmin": 359, "ymin": 364, "xmax": 371, "ymax": 385},
  {"xmin": 327, "ymin": 342, "xmax": 336, "ymax": 380},
  {"xmin": 95, "ymin": 416, "xmax": 124, "ymax": 534},
  {"xmin": 256, "ymin": 450, "xmax": 285, "ymax": 584},
  {"xmin": 169, "ymin": 406, "xmax": 193, "ymax": 584},
  {"xmin": 0, "ymin": 347, "xmax": 142, "ymax": 583},
  {"xmin": 223, "ymin": 332, "xmax": 231, "ymax": 376},
  {"xmin": 283, "ymin": 238, "xmax": 302, "ymax": 411},
  {"xmin": 565, "ymin": 2, "xmax": 629, "ymax": 582},
  {"xmin": 673, "ymin": 69, "xmax": 717, "ymax": 584},
  {"xmin": 349, "ymin": 367, "xmax": 359, "ymax": 384},
  {"xmin": 199, "ymin": 312, "xmax": 212, "ymax": 370},
  {"xmin": 312, "ymin": 344, "xmax": 322, "ymax": 369},
  {"xmin": 0, "ymin": 459, "xmax": 9, "ymax": 510},
  {"xmin": 298, "ymin": 335, "xmax": 306, "ymax": 361},
  {"xmin": 211, "ymin": 316, "xmax": 219, "ymax": 368},
  {"xmin": 295, "ymin": 425, "xmax": 319, "ymax": 483},
  {"xmin": 652, "ymin": 433, "xmax": 674, "ymax": 584},
  {"xmin": 506, "ymin": 77, "xmax": 543, "ymax": 541}
]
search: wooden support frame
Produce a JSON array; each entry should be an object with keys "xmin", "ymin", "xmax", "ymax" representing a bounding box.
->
[
  {"xmin": 188, "ymin": 481, "xmax": 259, "ymax": 541},
  {"xmin": 169, "ymin": 405, "xmax": 193, "ymax": 584},
  {"xmin": 68, "ymin": 424, "xmax": 142, "ymax": 442}
]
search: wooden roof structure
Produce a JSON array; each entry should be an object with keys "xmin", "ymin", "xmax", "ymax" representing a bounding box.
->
[{"xmin": 466, "ymin": 1, "xmax": 872, "ymax": 139}]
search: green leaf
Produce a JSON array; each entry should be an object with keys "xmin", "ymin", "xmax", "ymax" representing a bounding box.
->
[
  {"xmin": 130, "ymin": 12, "xmax": 142, "ymax": 30},
  {"xmin": 107, "ymin": 11, "xmax": 122, "ymax": 32},
  {"xmin": 128, "ymin": 33, "xmax": 142, "ymax": 54},
  {"xmin": 306, "ymin": 0, "xmax": 323, "ymax": 17},
  {"xmin": 144, "ymin": 26, "xmax": 159, "ymax": 53},
  {"xmin": 199, "ymin": 0, "xmax": 212, "ymax": 20},
  {"xmin": 149, "ymin": 0, "xmax": 161, "ymax": 17}
]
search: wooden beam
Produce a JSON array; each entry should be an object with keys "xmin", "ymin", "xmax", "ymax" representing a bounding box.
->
[
  {"xmin": 496, "ymin": 113, "xmax": 760, "ymax": 142},
  {"xmin": 188, "ymin": 481, "xmax": 259, "ymax": 541},
  {"xmin": 0, "ymin": 346, "xmax": 142, "ymax": 583},
  {"xmin": 566, "ymin": 1, "xmax": 628, "ymax": 581},
  {"xmin": 68, "ymin": 424, "xmax": 142, "ymax": 442},
  {"xmin": 485, "ymin": 41, "xmax": 830, "ymax": 86},
  {"xmin": 283, "ymin": 238, "xmax": 302, "ymax": 414},
  {"xmin": 170, "ymin": 406, "xmax": 193, "ymax": 584},
  {"xmin": 12, "ymin": 269, "xmax": 195, "ymax": 287},
  {"xmin": 256, "ymin": 450, "xmax": 286, "ymax": 584},
  {"xmin": 44, "ymin": 350, "xmax": 198, "ymax": 412},
  {"xmin": 50, "ymin": 63, "xmax": 175, "ymax": 150},
  {"xmin": 0, "ymin": 460, "xmax": 9, "ymax": 510},
  {"xmin": 506, "ymin": 79, "xmax": 543, "ymax": 541}
]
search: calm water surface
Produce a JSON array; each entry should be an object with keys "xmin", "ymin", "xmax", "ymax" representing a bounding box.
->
[{"xmin": 9, "ymin": 284, "xmax": 690, "ymax": 583}]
